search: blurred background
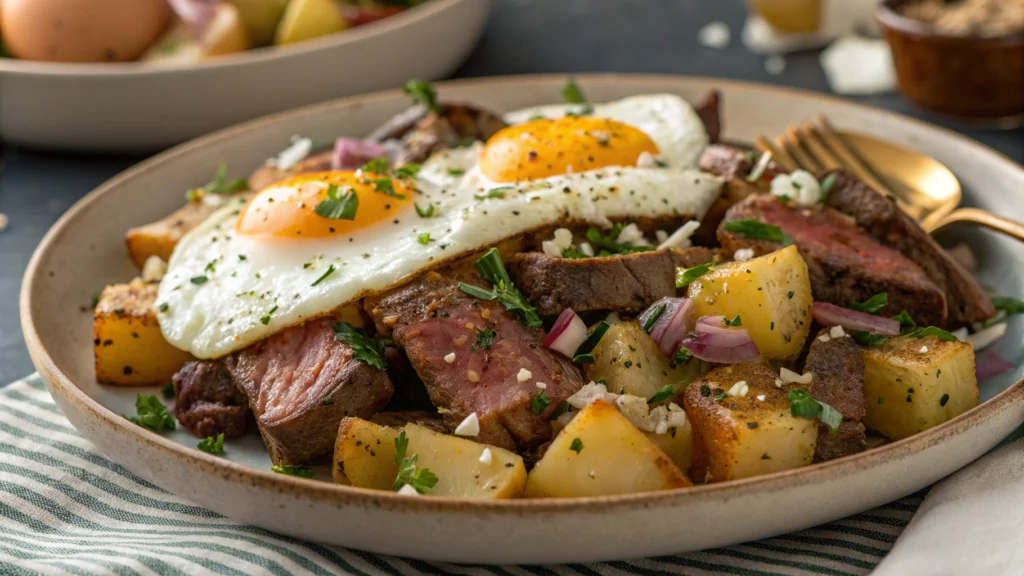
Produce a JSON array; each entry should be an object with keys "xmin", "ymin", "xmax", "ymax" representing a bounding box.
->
[{"xmin": 1, "ymin": 0, "xmax": 1022, "ymax": 382}]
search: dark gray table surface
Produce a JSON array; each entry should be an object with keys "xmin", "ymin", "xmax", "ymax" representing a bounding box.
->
[{"xmin": 2, "ymin": 0, "xmax": 1022, "ymax": 386}]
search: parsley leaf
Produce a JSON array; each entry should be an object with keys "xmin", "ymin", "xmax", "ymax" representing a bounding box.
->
[
  {"xmin": 585, "ymin": 223, "xmax": 654, "ymax": 256},
  {"xmin": 188, "ymin": 162, "xmax": 248, "ymax": 200},
  {"xmin": 260, "ymin": 305, "xmax": 278, "ymax": 325},
  {"xmin": 190, "ymin": 276, "xmax": 208, "ymax": 285},
  {"xmin": 474, "ymin": 186, "xmax": 513, "ymax": 200},
  {"xmin": 648, "ymin": 384, "xmax": 675, "ymax": 405},
  {"xmin": 642, "ymin": 304, "xmax": 666, "ymax": 333},
  {"xmin": 562, "ymin": 79, "xmax": 586, "ymax": 104},
  {"xmin": 474, "ymin": 327, "xmax": 496, "ymax": 351},
  {"xmin": 893, "ymin": 310, "xmax": 916, "ymax": 330},
  {"xmin": 675, "ymin": 262, "xmax": 713, "ymax": 288},
  {"xmin": 723, "ymin": 219, "xmax": 794, "ymax": 246},
  {"xmin": 850, "ymin": 292, "xmax": 888, "ymax": 314},
  {"xmin": 272, "ymin": 464, "xmax": 314, "ymax": 478},
  {"xmin": 727, "ymin": 315, "xmax": 742, "ymax": 327},
  {"xmin": 575, "ymin": 321, "xmax": 610, "ymax": 357},
  {"xmin": 197, "ymin": 433, "xmax": 225, "ymax": 455},
  {"xmin": 126, "ymin": 394, "xmax": 175, "ymax": 432},
  {"xmin": 904, "ymin": 326, "xmax": 958, "ymax": 341},
  {"xmin": 992, "ymin": 296, "xmax": 1024, "ymax": 318},
  {"xmin": 532, "ymin": 391, "xmax": 552, "ymax": 414},
  {"xmin": 314, "ymin": 185, "xmax": 359, "ymax": 220},
  {"xmin": 360, "ymin": 157, "xmax": 389, "ymax": 173},
  {"xmin": 819, "ymin": 172, "xmax": 839, "ymax": 198},
  {"xmin": 415, "ymin": 203, "xmax": 435, "ymax": 218},
  {"xmin": 458, "ymin": 248, "xmax": 542, "ymax": 328},
  {"xmin": 373, "ymin": 177, "xmax": 406, "ymax": 199},
  {"xmin": 673, "ymin": 348, "xmax": 692, "ymax": 366},
  {"xmin": 572, "ymin": 353, "xmax": 595, "ymax": 364},
  {"xmin": 788, "ymin": 389, "xmax": 842, "ymax": 434},
  {"xmin": 392, "ymin": 431, "xmax": 439, "ymax": 493},
  {"xmin": 853, "ymin": 331, "xmax": 888, "ymax": 347},
  {"xmin": 393, "ymin": 163, "xmax": 421, "ymax": 179},
  {"xmin": 162, "ymin": 382, "xmax": 175, "ymax": 400},
  {"xmin": 562, "ymin": 247, "xmax": 588, "ymax": 259},
  {"xmin": 311, "ymin": 265, "xmax": 336, "ymax": 287},
  {"xmin": 403, "ymin": 79, "xmax": 441, "ymax": 114},
  {"xmin": 417, "ymin": 233, "xmax": 431, "ymax": 245},
  {"xmin": 551, "ymin": 401, "xmax": 571, "ymax": 420},
  {"xmin": 447, "ymin": 168, "xmax": 466, "ymax": 176},
  {"xmin": 570, "ymin": 438, "xmax": 584, "ymax": 454},
  {"xmin": 333, "ymin": 322, "xmax": 388, "ymax": 370}
]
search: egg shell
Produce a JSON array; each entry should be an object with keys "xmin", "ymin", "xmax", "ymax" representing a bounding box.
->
[{"xmin": 1, "ymin": 0, "xmax": 172, "ymax": 62}]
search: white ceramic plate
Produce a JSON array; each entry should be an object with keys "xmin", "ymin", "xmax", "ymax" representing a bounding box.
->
[
  {"xmin": 0, "ymin": 0, "xmax": 489, "ymax": 152},
  {"xmin": 21, "ymin": 74, "xmax": 1024, "ymax": 564}
]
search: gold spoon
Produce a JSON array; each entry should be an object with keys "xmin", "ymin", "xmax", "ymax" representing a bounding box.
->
[{"xmin": 755, "ymin": 115, "xmax": 1024, "ymax": 242}]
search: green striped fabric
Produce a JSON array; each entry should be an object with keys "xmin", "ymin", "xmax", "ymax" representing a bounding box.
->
[{"xmin": 0, "ymin": 374, "xmax": 920, "ymax": 576}]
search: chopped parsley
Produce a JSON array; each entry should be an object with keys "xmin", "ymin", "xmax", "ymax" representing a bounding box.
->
[
  {"xmin": 727, "ymin": 315, "xmax": 742, "ymax": 327},
  {"xmin": 403, "ymin": 79, "xmax": 441, "ymax": 114},
  {"xmin": 992, "ymin": 296, "xmax": 1024, "ymax": 317},
  {"xmin": 893, "ymin": 310, "xmax": 916, "ymax": 330},
  {"xmin": 197, "ymin": 433, "xmax": 225, "ymax": 455},
  {"xmin": 700, "ymin": 384, "xmax": 711, "ymax": 397},
  {"xmin": 853, "ymin": 331, "xmax": 888, "ymax": 347},
  {"xmin": 474, "ymin": 327, "xmax": 496, "ymax": 351},
  {"xmin": 723, "ymin": 219, "xmax": 794, "ymax": 246},
  {"xmin": 819, "ymin": 172, "xmax": 839, "ymax": 198},
  {"xmin": 373, "ymin": 177, "xmax": 406, "ymax": 199},
  {"xmin": 186, "ymin": 162, "xmax": 248, "ymax": 200},
  {"xmin": 850, "ymin": 292, "xmax": 887, "ymax": 314},
  {"xmin": 272, "ymin": 464, "xmax": 314, "ymax": 478},
  {"xmin": 570, "ymin": 438, "xmax": 584, "ymax": 454},
  {"xmin": 415, "ymin": 203, "xmax": 435, "ymax": 218},
  {"xmin": 787, "ymin": 291, "xmax": 795, "ymax": 299},
  {"xmin": 562, "ymin": 79, "xmax": 586, "ymax": 104},
  {"xmin": 562, "ymin": 247, "xmax": 588, "ymax": 259},
  {"xmin": 190, "ymin": 276, "xmax": 208, "ymax": 285},
  {"xmin": 393, "ymin": 163, "xmax": 421, "ymax": 179},
  {"xmin": 551, "ymin": 401, "xmax": 572, "ymax": 420},
  {"xmin": 311, "ymin": 265, "xmax": 336, "ymax": 287},
  {"xmin": 648, "ymin": 384, "xmax": 675, "ymax": 405},
  {"xmin": 572, "ymin": 354, "xmax": 595, "ymax": 364},
  {"xmin": 447, "ymin": 168, "xmax": 466, "ymax": 176},
  {"xmin": 788, "ymin": 389, "xmax": 842, "ymax": 434},
  {"xmin": 161, "ymin": 382, "xmax": 175, "ymax": 400},
  {"xmin": 531, "ymin": 391, "xmax": 552, "ymax": 414},
  {"xmin": 392, "ymin": 430, "xmax": 439, "ymax": 493},
  {"xmin": 940, "ymin": 393, "xmax": 950, "ymax": 407},
  {"xmin": 333, "ymin": 322, "xmax": 388, "ymax": 371},
  {"xmin": 673, "ymin": 348, "xmax": 692, "ymax": 365},
  {"xmin": 761, "ymin": 453, "xmax": 771, "ymax": 460},
  {"xmin": 260, "ymin": 305, "xmax": 278, "ymax": 325},
  {"xmin": 575, "ymin": 321, "xmax": 610, "ymax": 358},
  {"xmin": 474, "ymin": 186, "xmax": 512, "ymax": 200},
  {"xmin": 586, "ymin": 223, "xmax": 654, "ymax": 256},
  {"xmin": 675, "ymin": 262, "xmax": 714, "ymax": 288},
  {"xmin": 642, "ymin": 304, "xmax": 666, "ymax": 333},
  {"xmin": 458, "ymin": 248, "xmax": 542, "ymax": 328},
  {"xmin": 417, "ymin": 233, "xmax": 431, "ymax": 245},
  {"xmin": 904, "ymin": 326, "xmax": 958, "ymax": 342},
  {"xmin": 314, "ymin": 185, "xmax": 359, "ymax": 220},
  {"xmin": 126, "ymin": 394, "xmax": 175, "ymax": 432},
  {"xmin": 360, "ymin": 157, "xmax": 389, "ymax": 173}
]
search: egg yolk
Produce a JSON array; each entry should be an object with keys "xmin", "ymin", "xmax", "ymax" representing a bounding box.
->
[
  {"xmin": 479, "ymin": 116, "xmax": 659, "ymax": 183},
  {"xmin": 235, "ymin": 171, "xmax": 413, "ymax": 238}
]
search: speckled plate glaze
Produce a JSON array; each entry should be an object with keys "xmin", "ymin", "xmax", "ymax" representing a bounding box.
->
[{"xmin": 21, "ymin": 75, "xmax": 1024, "ymax": 564}]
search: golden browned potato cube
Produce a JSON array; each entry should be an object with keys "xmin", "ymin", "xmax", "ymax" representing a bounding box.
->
[
  {"xmin": 862, "ymin": 336, "xmax": 978, "ymax": 441},
  {"xmin": 125, "ymin": 193, "xmax": 250, "ymax": 268},
  {"xmin": 684, "ymin": 363, "xmax": 817, "ymax": 483},
  {"xmin": 586, "ymin": 320, "xmax": 702, "ymax": 399},
  {"xmin": 687, "ymin": 245, "xmax": 813, "ymax": 361},
  {"xmin": 526, "ymin": 400, "xmax": 692, "ymax": 497},
  {"xmin": 644, "ymin": 420, "xmax": 694, "ymax": 474},
  {"xmin": 333, "ymin": 419, "xmax": 526, "ymax": 499},
  {"xmin": 94, "ymin": 279, "xmax": 194, "ymax": 386}
]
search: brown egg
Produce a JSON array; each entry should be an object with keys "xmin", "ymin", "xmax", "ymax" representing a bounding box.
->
[{"xmin": 1, "ymin": 0, "xmax": 173, "ymax": 63}]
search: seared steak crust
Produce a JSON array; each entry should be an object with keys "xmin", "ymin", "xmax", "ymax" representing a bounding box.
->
[
  {"xmin": 719, "ymin": 195, "xmax": 948, "ymax": 327},
  {"xmin": 694, "ymin": 144, "xmax": 782, "ymax": 246},
  {"xmin": 366, "ymin": 272, "xmax": 585, "ymax": 451},
  {"xmin": 172, "ymin": 360, "xmax": 250, "ymax": 439},
  {"xmin": 692, "ymin": 89, "xmax": 723, "ymax": 143},
  {"xmin": 225, "ymin": 319, "xmax": 393, "ymax": 465},
  {"xmin": 823, "ymin": 171, "xmax": 995, "ymax": 326},
  {"xmin": 366, "ymin": 104, "xmax": 507, "ymax": 165},
  {"xmin": 805, "ymin": 331, "xmax": 867, "ymax": 461},
  {"xmin": 507, "ymin": 247, "xmax": 717, "ymax": 317}
]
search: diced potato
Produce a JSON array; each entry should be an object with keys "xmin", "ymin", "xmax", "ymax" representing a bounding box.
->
[
  {"xmin": 275, "ymin": 0, "xmax": 349, "ymax": 45},
  {"xmin": 862, "ymin": 336, "xmax": 978, "ymax": 441},
  {"xmin": 94, "ymin": 279, "xmax": 194, "ymax": 386},
  {"xmin": 226, "ymin": 0, "xmax": 289, "ymax": 46},
  {"xmin": 586, "ymin": 321, "xmax": 702, "ymax": 399},
  {"xmin": 684, "ymin": 363, "xmax": 817, "ymax": 483},
  {"xmin": 333, "ymin": 419, "xmax": 526, "ymax": 499},
  {"xmin": 687, "ymin": 245, "xmax": 812, "ymax": 360},
  {"xmin": 526, "ymin": 400, "xmax": 692, "ymax": 497},
  {"xmin": 644, "ymin": 420, "xmax": 694, "ymax": 474},
  {"xmin": 125, "ymin": 202, "xmax": 220, "ymax": 268}
]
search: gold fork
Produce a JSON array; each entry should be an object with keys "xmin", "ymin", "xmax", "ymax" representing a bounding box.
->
[{"xmin": 755, "ymin": 115, "xmax": 1024, "ymax": 242}]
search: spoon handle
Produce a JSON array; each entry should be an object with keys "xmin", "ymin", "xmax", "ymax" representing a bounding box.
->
[{"xmin": 928, "ymin": 208, "xmax": 1024, "ymax": 243}]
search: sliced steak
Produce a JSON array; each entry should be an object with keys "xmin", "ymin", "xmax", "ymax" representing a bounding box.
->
[
  {"xmin": 172, "ymin": 360, "xmax": 249, "ymax": 439},
  {"xmin": 225, "ymin": 318, "xmax": 393, "ymax": 465},
  {"xmin": 366, "ymin": 272, "xmax": 586, "ymax": 451},
  {"xmin": 366, "ymin": 103, "xmax": 507, "ymax": 165},
  {"xmin": 804, "ymin": 331, "xmax": 867, "ymax": 461},
  {"xmin": 384, "ymin": 345, "xmax": 432, "ymax": 411},
  {"xmin": 692, "ymin": 89, "xmax": 723, "ymax": 143},
  {"xmin": 507, "ymin": 247, "xmax": 717, "ymax": 317},
  {"xmin": 719, "ymin": 195, "xmax": 948, "ymax": 327},
  {"xmin": 823, "ymin": 171, "xmax": 995, "ymax": 326}
]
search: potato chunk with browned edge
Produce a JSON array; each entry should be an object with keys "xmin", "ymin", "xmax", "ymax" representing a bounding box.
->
[
  {"xmin": 94, "ymin": 279, "xmax": 193, "ymax": 385},
  {"xmin": 684, "ymin": 363, "xmax": 817, "ymax": 483},
  {"xmin": 586, "ymin": 320, "xmax": 701, "ymax": 400},
  {"xmin": 526, "ymin": 400, "xmax": 692, "ymax": 497},
  {"xmin": 687, "ymin": 245, "xmax": 812, "ymax": 361},
  {"xmin": 862, "ymin": 335, "xmax": 978, "ymax": 441},
  {"xmin": 333, "ymin": 419, "xmax": 526, "ymax": 499}
]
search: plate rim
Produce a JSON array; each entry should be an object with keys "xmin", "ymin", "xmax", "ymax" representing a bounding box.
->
[
  {"xmin": 20, "ymin": 72, "xmax": 1024, "ymax": 516},
  {"xmin": 0, "ymin": 0, "xmax": 476, "ymax": 77}
]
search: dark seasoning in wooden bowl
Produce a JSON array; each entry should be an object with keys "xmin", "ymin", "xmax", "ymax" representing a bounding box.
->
[{"xmin": 877, "ymin": 0, "xmax": 1024, "ymax": 123}]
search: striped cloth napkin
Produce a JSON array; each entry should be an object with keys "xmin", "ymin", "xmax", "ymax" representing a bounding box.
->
[{"xmin": 0, "ymin": 373, "xmax": 920, "ymax": 576}]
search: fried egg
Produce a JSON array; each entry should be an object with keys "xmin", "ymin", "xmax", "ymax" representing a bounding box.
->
[{"xmin": 158, "ymin": 94, "xmax": 722, "ymax": 359}]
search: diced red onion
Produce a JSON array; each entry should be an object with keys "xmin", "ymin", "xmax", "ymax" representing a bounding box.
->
[
  {"xmin": 544, "ymin": 308, "xmax": 588, "ymax": 358},
  {"xmin": 976, "ymin": 350, "xmax": 1014, "ymax": 381},
  {"xmin": 640, "ymin": 297, "xmax": 694, "ymax": 356},
  {"xmin": 166, "ymin": 0, "xmax": 217, "ymax": 37},
  {"xmin": 812, "ymin": 302, "xmax": 900, "ymax": 336},
  {"xmin": 332, "ymin": 138, "xmax": 389, "ymax": 170},
  {"xmin": 681, "ymin": 331, "xmax": 760, "ymax": 364},
  {"xmin": 694, "ymin": 315, "xmax": 733, "ymax": 336}
]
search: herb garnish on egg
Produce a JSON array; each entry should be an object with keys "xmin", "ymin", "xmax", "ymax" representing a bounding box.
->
[{"xmin": 314, "ymin": 184, "xmax": 359, "ymax": 220}]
